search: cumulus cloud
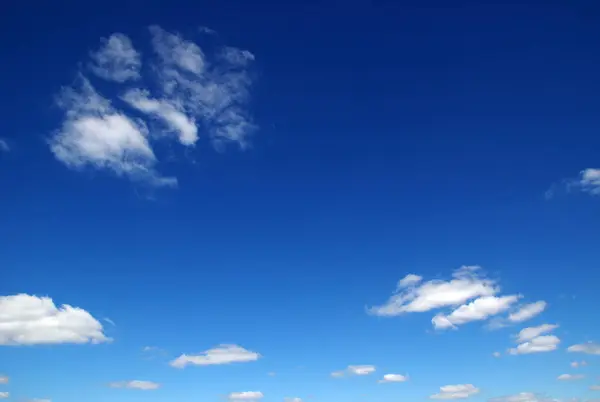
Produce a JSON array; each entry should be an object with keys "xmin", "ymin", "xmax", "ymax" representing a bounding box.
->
[
  {"xmin": 0, "ymin": 376, "xmax": 7, "ymax": 384},
  {"xmin": 109, "ymin": 380, "xmax": 160, "ymax": 390},
  {"xmin": 50, "ymin": 26, "xmax": 257, "ymax": 187},
  {"xmin": 509, "ymin": 335, "xmax": 560, "ymax": 355},
  {"xmin": 570, "ymin": 361, "xmax": 587, "ymax": 368},
  {"xmin": 515, "ymin": 324, "xmax": 559, "ymax": 343},
  {"xmin": 378, "ymin": 374, "xmax": 408, "ymax": 383},
  {"xmin": 228, "ymin": 391, "xmax": 263, "ymax": 401},
  {"xmin": 557, "ymin": 374, "xmax": 584, "ymax": 381},
  {"xmin": 331, "ymin": 365, "xmax": 376, "ymax": 378},
  {"xmin": 432, "ymin": 295, "xmax": 520, "ymax": 330},
  {"xmin": 89, "ymin": 33, "xmax": 141, "ymax": 82},
  {"xmin": 508, "ymin": 301, "xmax": 547, "ymax": 323},
  {"xmin": 0, "ymin": 294, "xmax": 109, "ymax": 345},
  {"xmin": 430, "ymin": 384, "xmax": 480, "ymax": 399},
  {"xmin": 568, "ymin": 342, "xmax": 600, "ymax": 355},
  {"xmin": 170, "ymin": 344, "xmax": 260, "ymax": 368}
]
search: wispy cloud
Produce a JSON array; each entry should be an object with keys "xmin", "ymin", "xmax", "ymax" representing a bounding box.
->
[
  {"xmin": 170, "ymin": 344, "xmax": 261, "ymax": 368},
  {"xmin": 0, "ymin": 294, "xmax": 109, "ymax": 345},
  {"xmin": 331, "ymin": 365, "xmax": 376, "ymax": 378},
  {"xmin": 378, "ymin": 374, "xmax": 408, "ymax": 383},
  {"xmin": 489, "ymin": 392, "xmax": 559, "ymax": 402},
  {"xmin": 0, "ymin": 376, "xmax": 7, "ymax": 384},
  {"xmin": 50, "ymin": 26, "xmax": 257, "ymax": 187},
  {"xmin": 508, "ymin": 301, "xmax": 547, "ymax": 323},
  {"xmin": 557, "ymin": 374, "xmax": 585, "ymax": 381},
  {"xmin": 0, "ymin": 138, "xmax": 9, "ymax": 152},
  {"xmin": 568, "ymin": 342, "xmax": 600, "ymax": 355},
  {"xmin": 570, "ymin": 360, "xmax": 588, "ymax": 368},
  {"xmin": 430, "ymin": 384, "xmax": 480, "ymax": 399},
  {"xmin": 108, "ymin": 380, "xmax": 160, "ymax": 390},
  {"xmin": 547, "ymin": 168, "xmax": 600, "ymax": 198}
]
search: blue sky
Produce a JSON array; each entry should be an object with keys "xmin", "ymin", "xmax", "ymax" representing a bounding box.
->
[{"xmin": 1, "ymin": 0, "xmax": 600, "ymax": 401}]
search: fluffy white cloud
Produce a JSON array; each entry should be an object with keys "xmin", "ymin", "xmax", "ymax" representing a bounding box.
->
[
  {"xmin": 50, "ymin": 26, "xmax": 257, "ymax": 186},
  {"xmin": 568, "ymin": 342, "xmax": 600, "ymax": 355},
  {"xmin": 370, "ymin": 266, "xmax": 498, "ymax": 316},
  {"xmin": 557, "ymin": 374, "xmax": 584, "ymax": 381},
  {"xmin": 332, "ymin": 365, "xmax": 376, "ymax": 378},
  {"xmin": 0, "ymin": 393, "xmax": 8, "ymax": 399},
  {"xmin": 577, "ymin": 168, "xmax": 600, "ymax": 195},
  {"xmin": 49, "ymin": 77, "xmax": 176, "ymax": 187},
  {"xmin": 89, "ymin": 33, "xmax": 141, "ymax": 82},
  {"xmin": 508, "ymin": 301, "xmax": 547, "ymax": 323},
  {"xmin": 378, "ymin": 374, "xmax": 408, "ymax": 383},
  {"xmin": 170, "ymin": 344, "xmax": 261, "ymax": 368},
  {"xmin": 433, "ymin": 295, "xmax": 520, "ymax": 329},
  {"xmin": 509, "ymin": 335, "xmax": 560, "ymax": 355},
  {"xmin": 0, "ymin": 294, "xmax": 109, "ymax": 345},
  {"xmin": 515, "ymin": 324, "xmax": 559, "ymax": 343},
  {"xmin": 228, "ymin": 391, "xmax": 263, "ymax": 401},
  {"xmin": 109, "ymin": 380, "xmax": 160, "ymax": 390},
  {"xmin": 570, "ymin": 361, "xmax": 587, "ymax": 368},
  {"xmin": 430, "ymin": 384, "xmax": 480, "ymax": 399},
  {"xmin": 0, "ymin": 376, "xmax": 7, "ymax": 384}
]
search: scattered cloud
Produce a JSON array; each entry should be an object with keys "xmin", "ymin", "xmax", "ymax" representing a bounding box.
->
[
  {"xmin": 432, "ymin": 295, "xmax": 520, "ymax": 330},
  {"xmin": 571, "ymin": 361, "xmax": 588, "ymax": 368},
  {"xmin": 0, "ymin": 139, "xmax": 9, "ymax": 152},
  {"xmin": 0, "ymin": 392, "xmax": 7, "ymax": 399},
  {"xmin": 430, "ymin": 384, "xmax": 480, "ymax": 399},
  {"xmin": 577, "ymin": 169, "xmax": 600, "ymax": 195},
  {"xmin": 493, "ymin": 352, "xmax": 501, "ymax": 358},
  {"xmin": 332, "ymin": 365, "xmax": 376, "ymax": 378},
  {"xmin": 0, "ymin": 294, "xmax": 110, "ymax": 345},
  {"xmin": 50, "ymin": 26, "xmax": 257, "ymax": 187},
  {"xmin": 509, "ymin": 335, "xmax": 560, "ymax": 355},
  {"xmin": 508, "ymin": 301, "xmax": 547, "ymax": 323},
  {"xmin": 489, "ymin": 393, "xmax": 558, "ymax": 402},
  {"xmin": 557, "ymin": 374, "xmax": 585, "ymax": 381},
  {"xmin": 228, "ymin": 391, "xmax": 263, "ymax": 401},
  {"xmin": 568, "ymin": 342, "xmax": 600, "ymax": 355},
  {"xmin": 109, "ymin": 380, "xmax": 160, "ymax": 390},
  {"xmin": 170, "ymin": 344, "xmax": 260, "ymax": 368},
  {"xmin": 0, "ymin": 376, "xmax": 7, "ymax": 384},
  {"xmin": 88, "ymin": 33, "xmax": 141, "ymax": 82},
  {"xmin": 378, "ymin": 374, "xmax": 408, "ymax": 383},
  {"xmin": 515, "ymin": 324, "xmax": 559, "ymax": 343}
]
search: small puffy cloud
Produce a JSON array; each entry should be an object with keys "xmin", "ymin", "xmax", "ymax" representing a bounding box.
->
[
  {"xmin": 228, "ymin": 391, "xmax": 263, "ymax": 401},
  {"xmin": 570, "ymin": 361, "xmax": 587, "ymax": 368},
  {"xmin": 370, "ymin": 266, "xmax": 498, "ymax": 317},
  {"xmin": 170, "ymin": 344, "xmax": 260, "ymax": 368},
  {"xmin": 430, "ymin": 384, "xmax": 480, "ymax": 399},
  {"xmin": 515, "ymin": 324, "xmax": 559, "ymax": 343},
  {"xmin": 433, "ymin": 295, "xmax": 520, "ymax": 330},
  {"xmin": 489, "ymin": 393, "xmax": 557, "ymax": 402},
  {"xmin": 332, "ymin": 365, "xmax": 376, "ymax": 378},
  {"xmin": 557, "ymin": 374, "xmax": 584, "ymax": 381},
  {"xmin": 508, "ymin": 301, "xmax": 547, "ymax": 323},
  {"xmin": 0, "ymin": 392, "xmax": 7, "ymax": 399},
  {"xmin": 378, "ymin": 374, "xmax": 408, "ymax": 383},
  {"xmin": 89, "ymin": 33, "xmax": 141, "ymax": 82},
  {"xmin": 0, "ymin": 138, "xmax": 9, "ymax": 152},
  {"xmin": 577, "ymin": 168, "xmax": 600, "ymax": 195},
  {"xmin": 568, "ymin": 342, "xmax": 600, "ymax": 355},
  {"xmin": 109, "ymin": 380, "xmax": 160, "ymax": 390},
  {"xmin": 509, "ymin": 335, "xmax": 560, "ymax": 355},
  {"xmin": 0, "ymin": 375, "xmax": 7, "ymax": 384},
  {"xmin": 0, "ymin": 294, "xmax": 109, "ymax": 345}
]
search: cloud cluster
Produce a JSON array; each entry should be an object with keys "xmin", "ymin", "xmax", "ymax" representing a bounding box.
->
[
  {"xmin": 508, "ymin": 324, "xmax": 560, "ymax": 355},
  {"xmin": 228, "ymin": 391, "xmax": 263, "ymax": 401},
  {"xmin": 50, "ymin": 27, "xmax": 257, "ymax": 187},
  {"xmin": 430, "ymin": 384, "xmax": 480, "ymax": 399},
  {"xmin": 331, "ymin": 365, "xmax": 376, "ymax": 378},
  {"xmin": 370, "ymin": 266, "xmax": 543, "ymax": 330},
  {"xmin": 170, "ymin": 344, "xmax": 261, "ymax": 368},
  {"xmin": 0, "ymin": 294, "xmax": 109, "ymax": 345},
  {"xmin": 108, "ymin": 380, "xmax": 160, "ymax": 390}
]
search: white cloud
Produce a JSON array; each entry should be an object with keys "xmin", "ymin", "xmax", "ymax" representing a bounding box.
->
[
  {"xmin": 577, "ymin": 168, "xmax": 600, "ymax": 195},
  {"xmin": 109, "ymin": 380, "xmax": 160, "ymax": 390},
  {"xmin": 49, "ymin": 76, "xmax": 176, "ymax": 187},
  {"xmin": 557, "ymin": 374, "xmax": 584, "ymax": 381},
  {"xmin": 430, "ymin": 384, "xmax": 480, "ymax": 399},
  {"xmin": 370, "ymin": 266, "xmax": 498, "ymax": 317},
  {"xmin": 509, "ymin": 335, "xmax": 560, "ymax": 355},
  {"xmin": 0, "ymin": 294, "xmax": 109, "ymax": 345},
  {"xmin": 515, "ymin": 324, "xmax": 559, "ymax": 343},
  {"xmin": 0, "ymin": 392, "xmax": 7, "ymax": 399},
  {"xmin": 570, "ymin": 361, "xmax": 587, "ymax": 368},
  {"xmin": 508, "ymin": 301, "xmax": 547, "ymax": 323},
  {"xmin": 397, "ymin": 274, "xmax": 423, "ymax": 288},
  {"xmin": 284, "ymin": 398, "xmax": 302, "ymax": 402},
  {"xmin": 170, "ymin": 344, "xmax": 260, "ymax": 368},
  {"xmin": 0, "ymin": 139, "xmax": 9, "ymax": 152},
  {"xmin": 122, "ymin": 89, "xmax": 198, "ymax": 146},
  {"xmin": 378, "ymin": 374, "xmax": 408, "ymax": 383},
  {"xmin": 489, "ymin": 393, "xmax": 558, "ymax": 402},
  {"xmin": 332, "ymin": 365, "xmax": 376, "ymax": 378},
  {"xmin": 0, "ymin": 376, "xmax": 7, "ymax": 384},
  {"xmin": 568, "ymin": 342, "xmax": 600, "ymax": 355},
  {"xmin": 493, "ymin": 352, "xmax": 501, "ymax": 358},
  {"xmin": 433, "ymin": 295, "xmax": 520, "ymax": 329},
  {"xmin": 89, "ymin": 33, "xmax": 141, "ymax": 82},
  {"xmin": 228, "ymin": 391, "xmax": 263, "ymax": 401}
]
